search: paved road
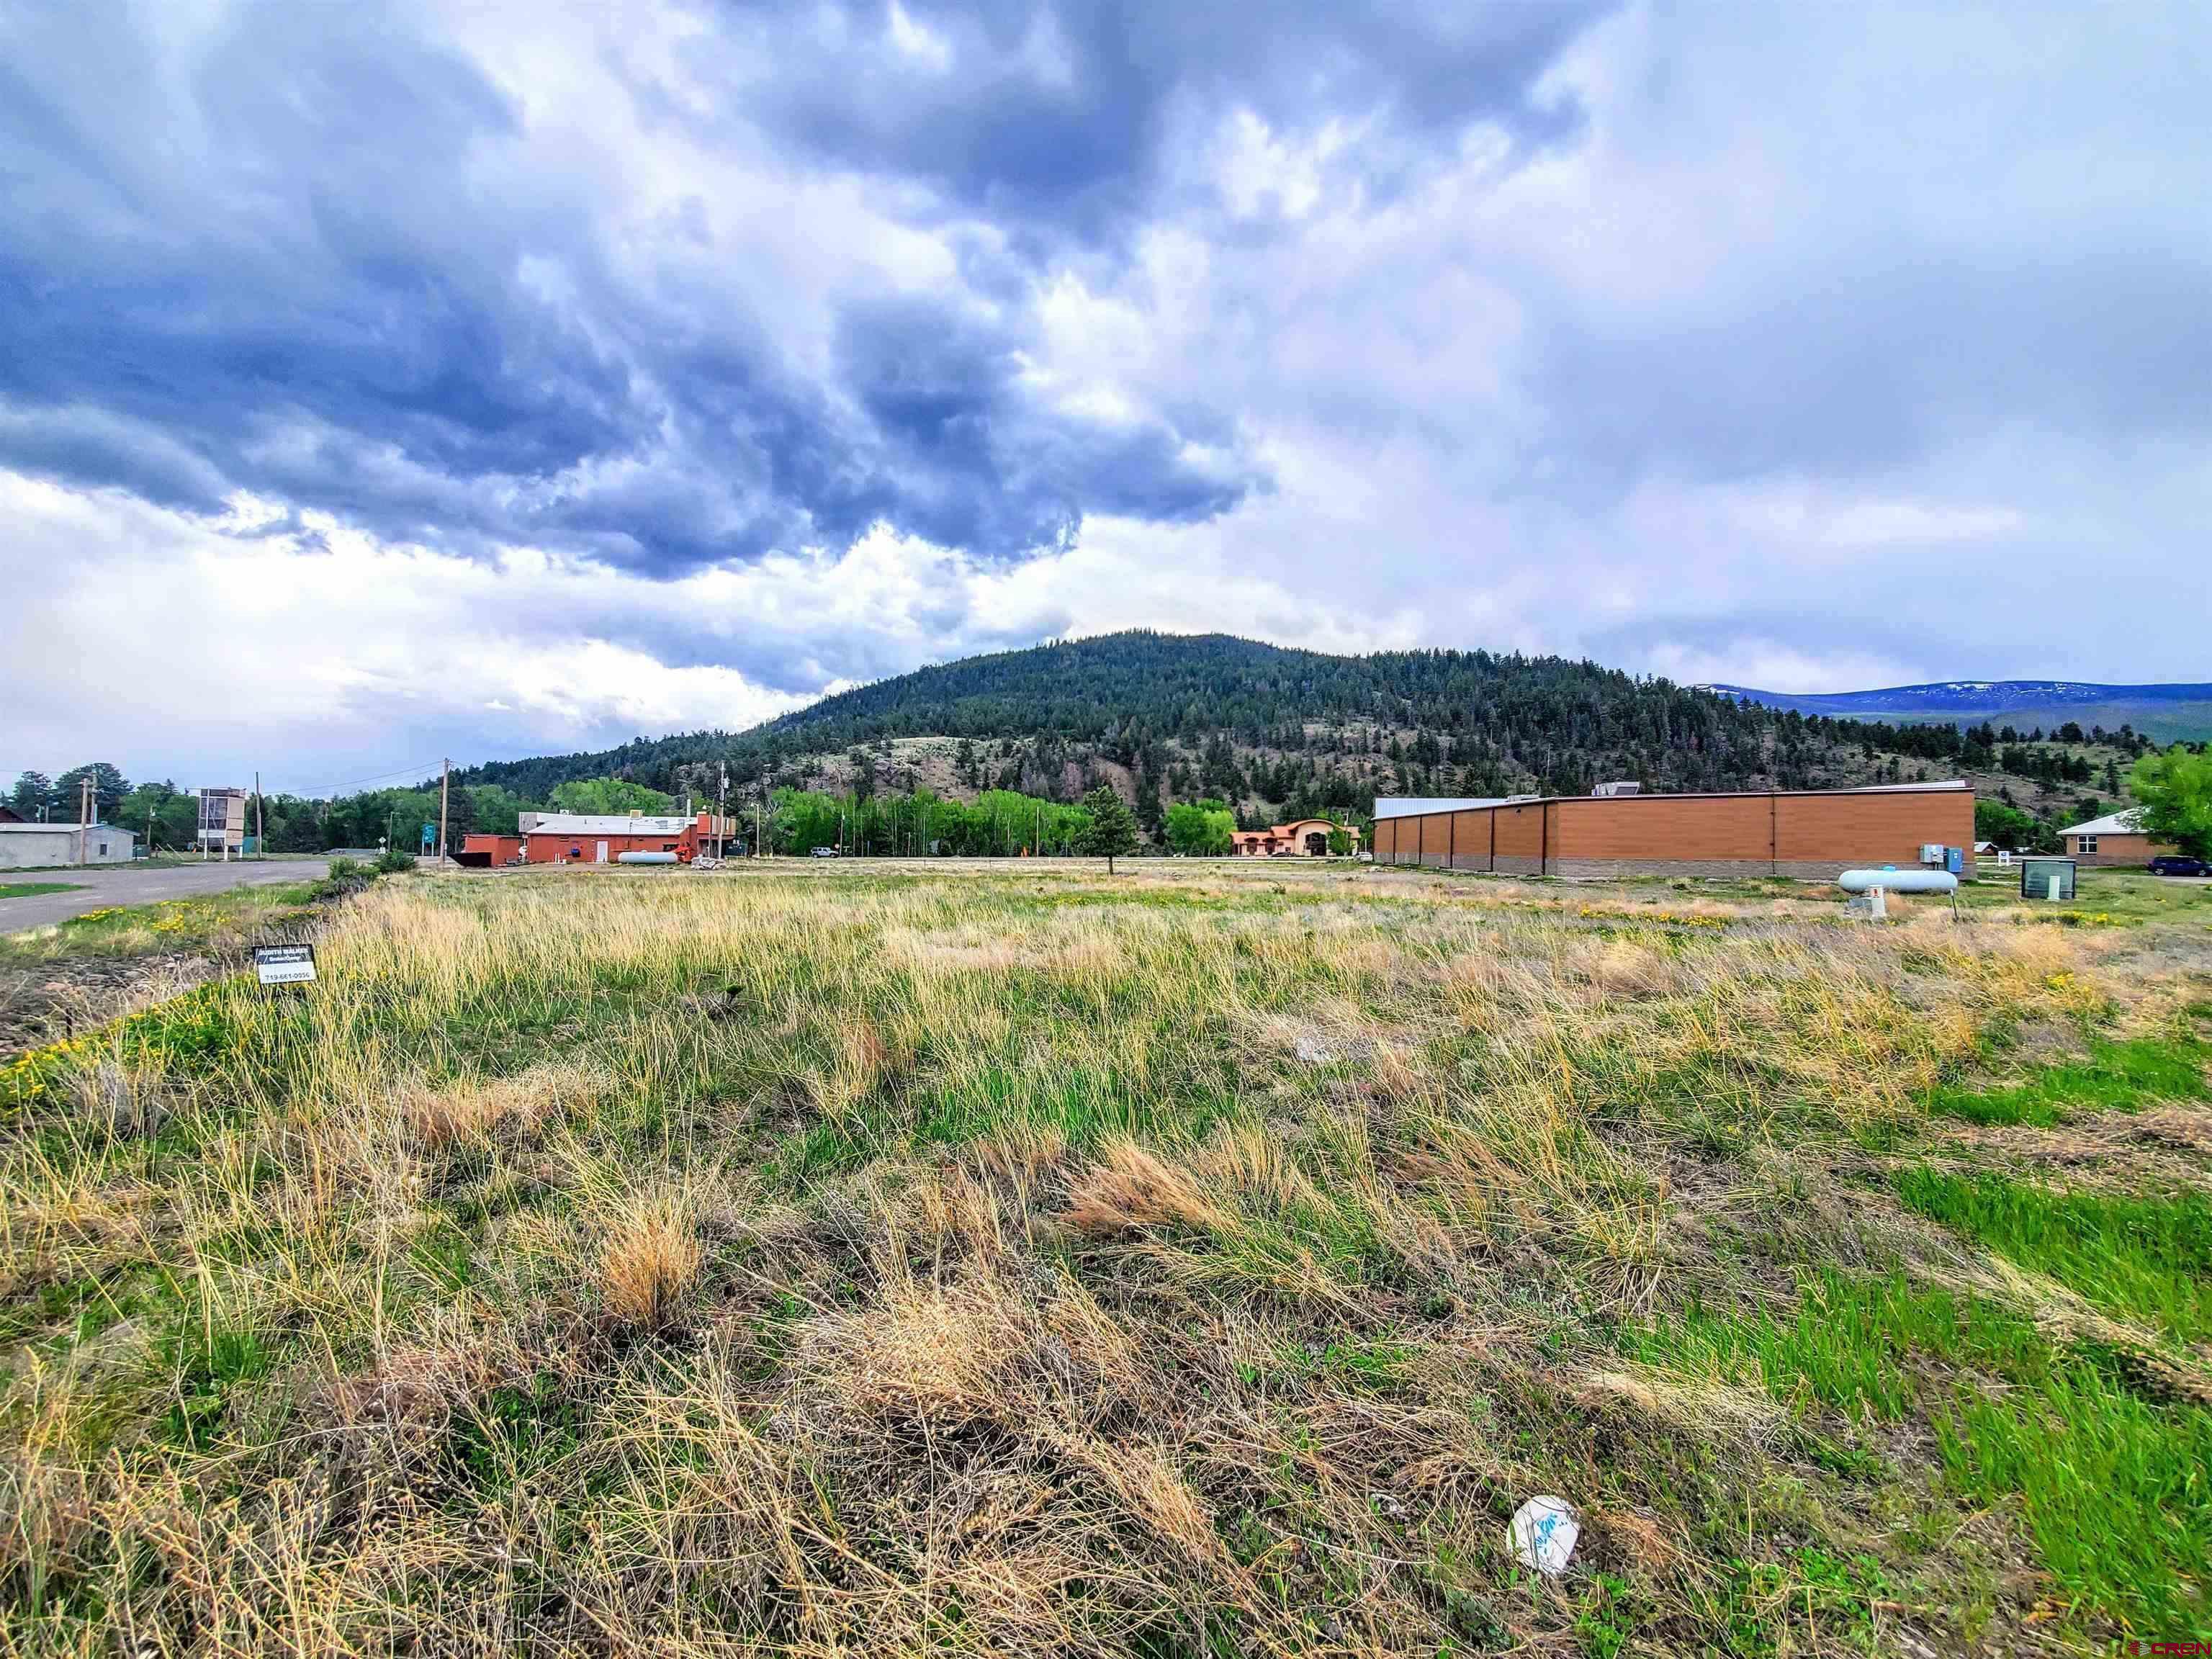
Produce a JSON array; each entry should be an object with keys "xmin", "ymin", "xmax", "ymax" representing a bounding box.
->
[{"xmin": 0, "ymin": 860, "xmax": 329, "ymax": 934}]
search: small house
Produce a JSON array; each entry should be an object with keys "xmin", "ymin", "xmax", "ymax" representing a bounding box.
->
[{"xmin": 2058, "ymin": 809, "xmax": 2172, "ymax": 867}]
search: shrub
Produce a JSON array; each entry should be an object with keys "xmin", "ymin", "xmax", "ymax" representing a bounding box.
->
[
  {"xmin": 376, "ymin": 846, "xmax": 418, "ymax": 875},
  {"xmin": 313, "ymin": 856, "xmax": 377, "ymax": 900}
]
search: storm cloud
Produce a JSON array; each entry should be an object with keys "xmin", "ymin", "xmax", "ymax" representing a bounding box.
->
[{"xmin": 5, "ymin": 0, "xmax": 1553, "ymax": 571}]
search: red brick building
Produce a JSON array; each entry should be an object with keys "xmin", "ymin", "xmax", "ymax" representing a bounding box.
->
[
  {"xmin": 459, "ymin": 811, "xmax": 736, "ymax": 867},
  {"xmin": 1370, "ymin": 782, "xmax": 1974, "ymax": 880}
]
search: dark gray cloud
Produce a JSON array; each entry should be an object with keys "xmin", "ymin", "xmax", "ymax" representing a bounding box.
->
[
  {"xmin": 705, "ymin": 1, "xmax": 1602, "ymax": 235},
  {"xmin": 0, "ymin": 0, "xmax": 1599, "ymax": 579},
  {"xmin": 1532, "ymin": 251, "xmax": 2212, "ymax": 497},
  {"xmin": 832, "ymin": 294, "xmax": 1245, "ymax": 554},
  {"xmin": 0, "ymin": 4, "xmax": 638, "ymax": 522}
]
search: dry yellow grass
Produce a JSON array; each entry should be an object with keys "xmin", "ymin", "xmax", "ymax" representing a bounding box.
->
[
  {"xmin": 0, "ymin": 858, "xmax": 2203, "ymax": 1653},
  {"xmin": 595, "ymin": 1181, "xmax": 705, "ymax": 1331}
]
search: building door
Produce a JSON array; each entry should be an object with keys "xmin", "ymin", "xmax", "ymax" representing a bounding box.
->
[
  {"xmin": 1304, "ymin": 832, "xmax": 1328, "ymax": 857},
  {"xmin": 595, "ymin": 840, "xmax": 609, "ymax": 863}
]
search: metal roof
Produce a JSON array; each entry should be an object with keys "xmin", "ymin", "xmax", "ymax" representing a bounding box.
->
[
  {"xmin": 1372, "ymin": 796, "xmax": 1525, "ymax": 819},
  {"xmin": 523, "ymin": 814, "xmax": 694, "ymax": 836},
  {"xmin": 1375, "ymin": 781, "xmax": 1969, "ymax": 817},
  {"xmin": 2059, "ymin": 809, "xmax": 2146, "ymax": 837}
]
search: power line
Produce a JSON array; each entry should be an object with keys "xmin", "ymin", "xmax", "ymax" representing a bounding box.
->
[{"xmin": 275, "ymin": 757, "xmax": 449, "ymax": 798}]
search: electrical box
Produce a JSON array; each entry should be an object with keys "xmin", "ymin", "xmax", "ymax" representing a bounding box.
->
[
  {"xmin": 2017, "ymin": 856, "xmax": 2076, "ymax": 902},
  {"xmin": 1919, "ymin": 843, "xmax": 1944, "ymax": 866}
]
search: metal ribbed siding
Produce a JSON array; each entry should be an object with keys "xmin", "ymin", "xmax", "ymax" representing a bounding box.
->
[{"xmin": 1372, "ymin": 788, "xmax": 1975, "ymax": 878}]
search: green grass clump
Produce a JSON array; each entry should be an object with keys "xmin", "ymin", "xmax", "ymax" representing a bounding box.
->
[
  {"xmin": 1632, "ymin": 1268, "xmax": 2212, "ymax": 1631},
  {"xmin": 1928, "ymin": 1034, "xmax": 2209, "ymax": 1126},
  {"xmin": 1625, "ymin": 1271, "xmax": 2049, "ymax": 1421},
  {"xmin": 1936, "ymin": 1361, "xmax": 2212, "ymax": 1632},
  {"xmin": 1894, "ymin": 1167, "xmax": 2212, "ymax": 1344},
  {"xmin": 162, "ymin": 1316, "xmax": 273, "ymax": 1451},
  {"xmin": 1706, "ymin": 1548, "xmax": 1890, "ymax": 1658},
  {"xmin": 0, "ymin": 882, "xmax": 81, "ymax": 899}
]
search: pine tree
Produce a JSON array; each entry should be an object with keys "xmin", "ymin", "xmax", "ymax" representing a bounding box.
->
[
  {"xmin": 53, "ymin": 763, "xmax": 130, "ymax": 821},
  {"xmin": 1077, "ymin": 785, "xmax": 1140, "ymax": 874},
  {"xmin": 9, "ymin": 771, "xmax": 53, "ymax": 819}
]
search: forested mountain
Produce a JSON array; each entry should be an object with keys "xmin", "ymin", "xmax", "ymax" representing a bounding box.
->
[
  {"xmin": 454, "ymin": 631, "xmax": 1986, "ymax": 829},
  {"xmin": 20, "ymin": 635, "xmax": 2177, "ymax": 854}
]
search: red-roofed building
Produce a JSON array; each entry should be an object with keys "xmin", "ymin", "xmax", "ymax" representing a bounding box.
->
[{"xmin": 1228, "ymin": 818, "xmax": 1359, "ymax": 858}]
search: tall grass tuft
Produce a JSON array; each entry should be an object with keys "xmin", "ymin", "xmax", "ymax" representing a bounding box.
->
[{"xmin": 597, "ymin": 1182, "xmax": 703, "ymax": 1331}]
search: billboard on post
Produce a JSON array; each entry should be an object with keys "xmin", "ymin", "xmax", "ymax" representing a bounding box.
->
[{"xmin": 197, "ymin": 788, "xmax": 246, "ymax": 853}]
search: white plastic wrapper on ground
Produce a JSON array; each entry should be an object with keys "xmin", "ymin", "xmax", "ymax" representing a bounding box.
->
[{"xmin": 1508, "ymin": 1496, "xmax": 1579, "ymax": 1575}]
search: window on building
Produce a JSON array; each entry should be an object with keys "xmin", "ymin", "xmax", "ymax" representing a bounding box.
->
[{"xmin": 2079, "ymin": 835, "xmax": 2098, "ymax": 853}]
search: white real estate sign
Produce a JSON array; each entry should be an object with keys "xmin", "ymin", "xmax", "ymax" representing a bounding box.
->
[{"xmin": 253, "ymin": 944, "xmax": 316, "ymax": 986}]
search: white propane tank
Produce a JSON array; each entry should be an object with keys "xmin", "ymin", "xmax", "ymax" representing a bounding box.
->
[{"xmin": 1838, "ymin": 868, "xmax": 1958, "ymax": 895}]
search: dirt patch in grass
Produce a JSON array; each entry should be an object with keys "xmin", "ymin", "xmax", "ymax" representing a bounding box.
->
[
  {"xmin": 1938, "ymin": 1102, "xmax": 2212, "ymax": 1196},
  {"xmin": 0, "ymin": 949, "xmax": 217, "ymax": 1058}
]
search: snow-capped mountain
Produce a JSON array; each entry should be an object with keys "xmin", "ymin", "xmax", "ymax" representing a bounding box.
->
[{"xmin": 1697, "ymin": 680, "xmax": 2212, "ymax": 741}]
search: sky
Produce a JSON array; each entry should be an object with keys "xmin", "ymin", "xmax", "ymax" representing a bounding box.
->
[{"xmin": 4, "ymin": 1, "xmax": 2208, "ymax": 791}]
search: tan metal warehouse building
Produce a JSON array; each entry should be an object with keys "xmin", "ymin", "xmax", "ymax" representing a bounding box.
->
[{"xmin": 1370, "ymin": 781, "xmax": 1974, "ymax": 880}]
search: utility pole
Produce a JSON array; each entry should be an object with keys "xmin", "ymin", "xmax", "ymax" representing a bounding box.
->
[
  {"xmin": 716, "ymin": 764, "xmax": 728, "ymax": 858},
  {"xmin": 438, "ymin": 757, "xmax": 450, "ymax": 864},
  {"xmin": 253, "ymin": 770, "xmax": 264, "ymax": 860},
  {"xmin": 78, "ymin": 776, "xmax": 91, "ymax": 866}
]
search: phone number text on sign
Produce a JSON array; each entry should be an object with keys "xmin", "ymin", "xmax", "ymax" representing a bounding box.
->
[{"xmin": 254, "ymin": 944, "xmax": 317, "ymax": 986}]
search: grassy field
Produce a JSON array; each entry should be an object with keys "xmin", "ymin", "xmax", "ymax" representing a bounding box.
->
[
  {"xmin": 0, "ymin": 880, "xmax": 323, "ymax": 964},
  {"xmin": 1, "ymin": 881, "xmax": 330, "ymax": 1062},
  {"xmin": 1, "ymin": 859, "xmax": 2207, "ymax": 1654}
]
